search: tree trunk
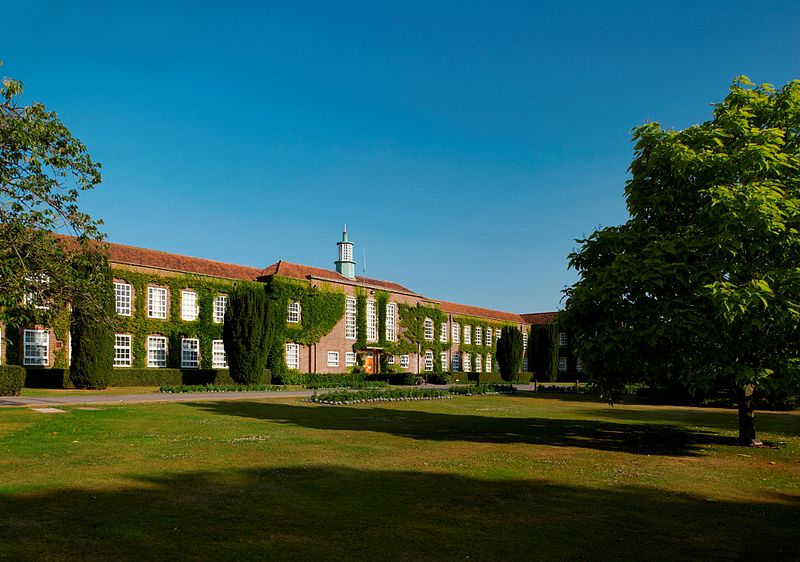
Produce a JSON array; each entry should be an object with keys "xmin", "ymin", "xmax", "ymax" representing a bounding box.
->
[{"xmin": 736, "ymin": 383, "xmax": 756, "ymax": 446}]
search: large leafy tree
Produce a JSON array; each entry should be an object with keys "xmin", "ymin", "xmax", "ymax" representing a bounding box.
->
[
  {"xmin": 0, "ymin": 63, "xmax": 105, "ymax": 328},
  {"xmin": 563, "ymin": 77, "xmax": 800, "ymax": 445}
]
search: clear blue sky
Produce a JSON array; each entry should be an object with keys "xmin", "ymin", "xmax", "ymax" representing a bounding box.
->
[{"xmin": 5, "ymin": 1, "xmax": 800, "ymax": 313}]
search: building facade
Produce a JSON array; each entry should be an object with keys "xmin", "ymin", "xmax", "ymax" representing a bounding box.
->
[{"xmin": 1, "ymin": 229, "xmax": 578, "ymax": 379}]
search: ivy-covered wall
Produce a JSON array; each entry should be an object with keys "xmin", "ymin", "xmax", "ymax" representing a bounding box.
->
[
  {"xmin": 112, "ymin": 268, "xmax": 247, "ymax": 369},
  {"xmin": 451, "ymin": 315, "xmax": 514, "ymax": 372}
]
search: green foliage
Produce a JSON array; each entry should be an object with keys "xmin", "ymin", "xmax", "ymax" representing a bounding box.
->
[
  {"xmin": 562, "ymin": 76, "xmax": 800, "ymax": 443},
  {"xmin": 23, "ymin": 368, "xmax": 71, "ymax": 388},
  {"xmin": 467, "ymin": 371, "xmax": 531, "ymax": 384},
  {"xmin": 224, "ymin": 284, "xmax": 275, "ymax": 385},
  {"xmin": 391, "ymin": 303, "xmax": 448, "ymax": 371},
  {"xmin": 0, "ymin": 65, "xmax": 107, "ymax": 329},
  {"xmin": 354, "ymin": 289, "xmax": 367, "ymax": 352},
  {"xmin": 0, "ymin": 365, "xmax": 25, "ymax": 396},
  {"xmin": 69, "ymin": 262, "xmax": 115, "ymax": 389},
  {"xmin": 528, "ymin": 325, "xmax": 559, "ymax": 382},
  {"xmin": 496, "ymin": 326, "xmax": 524, "ymax": 382},
  {"xmin": 270, "ymin": 371, "xmax": 366, "ymax": 387},
  {"xmin": 22, "ymin": 367, "xmax": 239, "ymax": 388},
  {"xmin": 160, "ymin": 383, "xmax": 283, "ymax": 393},
  {"xmin": 310, "ymin": 387, "xmax": 450, "ymax": 404}
]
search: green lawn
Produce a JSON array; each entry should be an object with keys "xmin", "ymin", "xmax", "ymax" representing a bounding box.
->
[{"xmin": 0, "ymin": 394, "xmax": 797, "ymax": 561}]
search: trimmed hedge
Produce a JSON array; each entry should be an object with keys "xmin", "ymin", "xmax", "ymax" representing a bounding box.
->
[
  {"xmin": 272, "ymin": 371, "xmax": 367, "ymax": 386},
  {"xmin": 365, "ymin": 373, "xmax": 420, "ymax": 385},
  {"xmin": 23, "ymin": 368, "xmax": 249, "ymax": 388},
  {"xmin": 0, "ymin": 366, "xmax": 26, "ymax": 396},
  {"xmin": 467, "ymin": 371, "xmax": 531, "ymax": 384}
]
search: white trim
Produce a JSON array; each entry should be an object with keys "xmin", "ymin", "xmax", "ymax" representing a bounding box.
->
[
  {"xmin": 424, "ymin": 350, "xmax": 434, "ymax": 372},
  {"xmin": 181, "ymin": 338, "xmax": 200, "ymax": 368},
  {"xmin": 148, "ymin": 287, "xmax": 168, "ymax": 319},
  {"xmin": 385, "ymin": 302, "xmax": 396, "ymax": 341},
  {"xmin": 23, "ymin": 329, "xmax": 48, "ymax": 366},
  {"xmin": 114, "ymin": 334, "xmax": 132, "ymax": 367},
  {"xmin": 114, "ymin": 282, "xmax": 132, "ymax": 316},
  {"xmin": 440, "ymin": 322, "xmax": 448, "ymax": 343},
  {"xmin": 287, "ymin": 301, "xmax": 301, "ymax": 324},
  {"xmin": 452, "ymin": 323, "xmax": 460, "ymax": 344},
  {"xmin": 327, "ymin": 351, "xmax": 339, "ymax": 367},
  {"xmin": 366, "ymin": 300, "xmax": 377, "ymax": 342},
  {"xmin": 345, "ymin": 298, "xmax": 357, "ymax": 339},
  {"xmin": 286, "ymin": 343, "xmax": 300, "ymax": 370},
  {"xmin": 147, "ymin": 335, "xmax": 167, "ymax": 368},
  {"xmin": 181, "ymin": 290, "xmax": 199, "ymax": 321},
  {"xmin": 345, "ymin": 351, "xmax": 357, "ymax": 367},
  {"xmin": 212, "ymin": 339, "xmax": 228, "ymax": 369},
  {"xmin": 213, "ymin": 296, "xmax": 227, "ymax": 324}
]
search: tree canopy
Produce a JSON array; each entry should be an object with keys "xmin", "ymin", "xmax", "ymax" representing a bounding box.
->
[
  {"xmin": 562, "ymin": 77, "xmax": 800, "ymax": 445},
  {"xmin": 0, "ymin": 63, "xmax": 105, "ymax": 327}
]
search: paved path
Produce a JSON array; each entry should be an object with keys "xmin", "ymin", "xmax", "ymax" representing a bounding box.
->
[{"xmin": 0, "ymin": 384, "xmax": 541, "ymax": 408}]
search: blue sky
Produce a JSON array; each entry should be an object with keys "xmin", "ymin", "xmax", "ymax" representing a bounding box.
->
[{"xmin": 5, "ymin": 1, "xmax": 800, "ymax": 312}]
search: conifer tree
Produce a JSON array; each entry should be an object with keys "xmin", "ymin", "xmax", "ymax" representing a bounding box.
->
[
  {"xmin": 497, "ymin": 326, "xmax": 523, "ymax": 383},
  {"xmin": 223, "ymin": 284, "xmax": 275, "ymax": 384}
]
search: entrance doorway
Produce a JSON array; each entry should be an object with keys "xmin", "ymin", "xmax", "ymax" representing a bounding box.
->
[{"xmin": 364, "ymin": 352, "xmax": 374, "ymax": 374}]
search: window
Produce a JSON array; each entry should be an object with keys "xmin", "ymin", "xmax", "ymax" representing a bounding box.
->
[
  {"xmin": 486, "ymin": 353, "xmax": 492, "ymax": 372},
  {"xmin": 424, "ymin": 318, "xmax": 434, "ymax": 341},
  {"xmin": 181, "ymin": 338, "xmax": 199, "ymax": 368},
  {"xmin": 386, "ymin": 302, "xmax": 396, "ymax": 341},
  {"xmin": 440, "ymin": 352, "xmax": 448, "ymax": 371},
  {"xmin": 345, "ymin": 298, "xmax": 357, "ymax": 339},
  {"xmin": 148, "ymin": 287, "xmax": 167, "ymax": 319},
  {"xmin": 212, "ymin": 340, "xmax": 228, "ymax": 368},
  {"xmin": 327, "ymin": 351, "xmax": 339, "ymax": 367},
  {"xmin": 451, "ymin": 352, "xmax": 460, "ymax": 372},
  {"xmin": 147, "ymin": 336, "xmax": 167, "ymax": 368},
  {"xmin": 462, "ymin": 352, "xmax": 471, "ymax": 372},
  {"xmin": 366, "ymin": 300, "xmax": 377, "ymax": 342},
  {"xmin": 464, "ymin": 325, "xmax": 471, "ymax": 345},
  {"xmin": 114, "ymin": 282, "xmax": 132, "ymax": 316},
  {"xmin": 286, "ymin": 343, "xmax": 300, "ymax": 370},
  {"xmin": 399, "ymin": 355, "xmax": 409, "ymax": 369},
  {"xmin": 485, "ymin": 329, "xmax": 492, "ymax": 346},
  {"xmin": 181, "ymin": 290, "xmax": 199, "ymax": 321},
  {"xmin": 558, "ymin": 356, "xmax": 568, "ymax": 372},
  {"xmin": 475, "ymin": 354, "xmax": 482, "ymax": 373},
  {"xmin": 452, "ymin": 323, "xmax": 460, "ymax": 344},
  {"xmin": 522, "ymin": 331, "xmax": 528, "ymax": 349},
  {"xmin": 114, "ymin": 334, "xmax": 132, "ymax": 367},
  {"xmin": 387, "ymin": 355, "xmax": 395, "ymax": 365},
  {"xmin": 576, "ymin": 359, "xmax": 583, "ymax": 372},
  {"xmin": 340, "ymin": 243, "xmax": 352, "ymax": 261},
  {"xmin": 523, "ymin": 357, "xmax": 529, "ymax": 372},
  {"xmin": 559, "ymin": 332, "xmax": 568, "ymax": 346},
  {"xmin": 475, "ymin": 327, "xmax": 482, "ymax": 346},
  {"xmin": 287, "ymin": 301, "xmax": 301, "ymax": 323},
  {"xmin": 345, "ymin": 351, "xmax": 357, "ymax": 367},
  {"xmin": 23, "ymin": 329, "xmax": 48, "ymax": 366},
  {"xmin": 213, "ymin": 296, "xmax": 227, "ymax": 324},
  {"xmin": 424, "ymin": 350, "xmax": 434, "ymax": 372},
  {"xmin": 495, "ymin": 328, "xmax": 502, "ymax": 342},
  {"xmin": 440, "ymin": 322, "xmax": 448, "ymax": 343}
]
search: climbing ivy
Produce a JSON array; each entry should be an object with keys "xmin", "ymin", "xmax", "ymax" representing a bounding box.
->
[
  {"xmin": 452, "ymin": 315, "xmax": 515, "ymax": 372},
  {"xmin": 111, "ymin": 268, "xmax": 247, "ymax": 369},
  {"xmin": 353, "ymin": 289, "xmax": 367, "ymax": 353},
  {"xmin": 393, "ymin": 303, "xmax": 448, "ymax": 372}
]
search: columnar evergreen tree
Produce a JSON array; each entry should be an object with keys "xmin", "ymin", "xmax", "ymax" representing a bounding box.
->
[
  {"xmin": 223, "ymin": 284, "xmax": 275, "ymax": 384},
  {"xmin": 563, "ymin": 77, "xmax": 800, "ymax": 445},
  {"xmin": 497, "ymin": 326, "xmax": 524, "ymax": 383},
  {"xmin": 528, "ymin": 326, "xmax": 554, "ymax": 384},
  {"xmin": 70, "ymin": 256, "xmax": 115, "ymax": 389}
]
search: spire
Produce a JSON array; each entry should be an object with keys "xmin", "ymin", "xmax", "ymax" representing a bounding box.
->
[{"xmin": 335, "ymin": 225, "xmax": 356, "ymax": 279}]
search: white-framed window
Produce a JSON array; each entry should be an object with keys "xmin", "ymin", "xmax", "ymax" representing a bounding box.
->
[
  {"xmin": 212, "ymin": 340, "xmax": 228, "ymax": 369},
  {"xmin": 213, "ymin": 296, "xmax": 227, "ymax": 324},
  {"xmin": 148, "ymin": 287, "xmax": 168, "ymax": 319},
  {"xmin": 327, "ymin": 351, "xmax": 339, "ymax": 367},
  {"xmin": 559, "ymin": 332, "xmax": 568, "ymax": 347},
  {"xmin": 340, "ymin": 242, "xmax": 353, "ymax": 262},
  {"xmin": 386, "ymin": 302, "xmax": 396, "ymax": 341},
  {"xmin": 440, "ymin": 352, "xmax": 448, "ymax": 371},
  {"xmin": 23, "ymin": 329, "xmax": 48, "ymax": 366},
  {"xmin": 464, "ymin": 325, "xmax": 471, "ymax": 345},
  {"xmin": 558, "ymin": 356, "xmax": 568, "ymax": 372},
  {"xmin": 475, "ymin": 354, "xmax": 482, "ymax": 373},
  {"xmin": 463, "ymin": 352, "xmax": 471, "ymax": 372},
  {"xmin": 286, "ymin": 343, "xmax": 300, "ymax": 370},
  {"xmin": 486, "ymin": 353, "xmax": 492, "ymax": 372},
  {"xmin": 147, "ymin": 335, "xmax": 167, "ymax": 368},
  {"xmin": 181, "ymin": 338, "xmax": 199, "ymax": 368},
  {"xmin": 114, "ymin": 282, "xmax": 132, "ymax": 316},
  {"xmin": 399, "ymin": 354, "xmax": 409, "ymax": 369},
  {"xmin": 451, "ymin": 352, "xmax": 460, "ymax": 372},
  {"xmin": 485, "ymin": 328, "xmax": 492, "ymax": 346},
  {"xmin": 424, "ymin": 350, "xmax": 434, "ymax": 372},
  {"xmin": 345, "ymin": 351, "xmax": 357, "ymax": 367},
  {"xmin": 424, "ymin": 318, "xmax": 434, "ymax": 341},
  {"xmin": 523, "ymin": 357, "xmax": 529, "ymax": 372},
  {"xmin": 452, "ymin": 323, "xmax": 460, "ymax": 344},
  {"xmin": 345, "ymin": 297, "xmax": 357, "ymax": 339},
  {"xmin": 440, "ymin": 322, "xmax": 448, "ymax": 343},
  {"xmin": 475, "ymin": 327, "xmax": 482, "ymax": 346},
  {"xmin": 114, "ymin": 334, "xmax": 132, "ymax": 367},
  {"xmin": 288, "ymin": 301, "xmax": 301, "ymax": 323},
  {"xmin": 387, "ymin": 355, "xmax": 395, "ymax": 365},
  {"xmin": 522, "ymin": 331, "xmax": 528, "ymax": 349},
  {"xmin": 181, "ymin": 290, "xmax": 199, "ymax": 321},
  {"xmin": 495, "ymin": 328, "xmax": 502, "ymax": 342},
  {"xmin": 366, "ymin": 300, "xmax": 377, "ymax": 342}
]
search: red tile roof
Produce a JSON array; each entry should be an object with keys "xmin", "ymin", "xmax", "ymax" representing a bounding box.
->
[
  {"xmin": 520, "ymin": 311, "xmax": 559, "ymax": 325},
  {"xmin": 437, "ymin": 300, "xmax": 526, "ymax": 323},
  {"xmin": 260, "ymin": 260, "xmax": 421, "ymax": 295}
]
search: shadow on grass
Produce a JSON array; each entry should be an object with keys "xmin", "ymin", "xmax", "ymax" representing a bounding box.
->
[
  {"xmin": 0, "ymin": 465, "xmax": 797, "ymax": 561},
  {"xmin": 190, "ymin": 401, "xmax": 738, "ymax": 456}
]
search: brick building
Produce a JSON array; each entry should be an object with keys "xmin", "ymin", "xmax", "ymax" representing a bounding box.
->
[{"xmin": 1, "ymin": 228, "xmax": 575, "ymax": 379}]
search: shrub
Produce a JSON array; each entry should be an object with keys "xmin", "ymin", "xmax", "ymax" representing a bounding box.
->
[
  {"xmin": 467, "ymin": 371, "xmax": 531, "ymax": 384},
  {"xmin": 160, "ymin": 383, "xmax": 283, "ymax": 393},
  {"xmin": 70, "ymin": 277, "xmax": 115, "ymax": 389},
  {"xmin": 224, "ymin": 285, "xmax": 276, "ymax": 384},
  {"xmin": 271, "ymin": 371, "xmax": 368, "ymax": 386},
  {"xmin": 365, "ymin": 372, "xmax": 418, "ymax": 385},
  {"xmin": 310, "ymin": 387, "xmax": 449, "ymax": 404},
  {"xmin": 426, "ymin": 372, "xmax": 452, "ymax": 384},
  {"xmin": 25, "ymin": 368, "xmax": 72, "ymax": 388},
  {"xmin": 0, "ymin": 365, "xmax": 26, "ymax": 396},
  {"xmin": 496, "ymin": 326, "xmax": 524, "ymax": 382}
]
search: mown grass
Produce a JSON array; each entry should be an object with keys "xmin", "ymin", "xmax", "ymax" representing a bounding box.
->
[{"xmin": 0, "ymin": 393, "xmax": 797, "ymax": 561}]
